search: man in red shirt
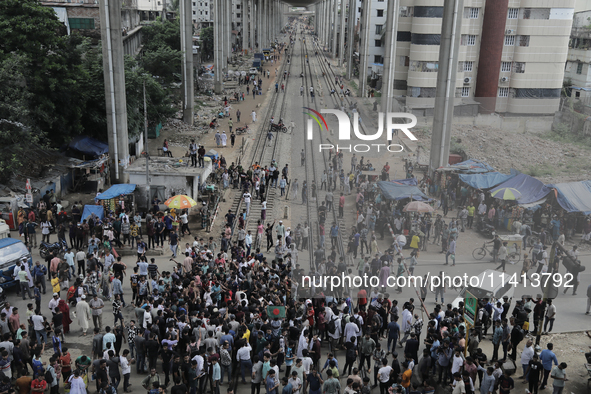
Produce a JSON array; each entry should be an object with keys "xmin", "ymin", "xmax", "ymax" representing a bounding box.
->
[
  {"xmin": 30, "ymin": 375, "xmax": 47, "ymax": 394},
  {"xmin": 382, "ymin": 162, "xmax": 390, "ymax": 181},
  {"xmin": 357, "ymin": 289, "xmax": 368, "ymax": 309},
  {"xmin": 339, "ymin": 193, "xmax": 345, "ymax": 219}
]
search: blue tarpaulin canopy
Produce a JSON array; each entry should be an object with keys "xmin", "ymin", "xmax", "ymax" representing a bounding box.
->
[
  {"xmin": 81, "ymin": 205, "xmax": 104, "ymax": 222},
  {"xmin": 96, "ymin": 184, "xmax": 136, "ymax": 200},
  {"xmin": 68, "ymin": 136, "xmax": 109, "ymax": 157},
  {"xmin": 378, "ymin": 181, "xmax": 430, "ymax": 201},
  {"xmin": 458, "ymin": 169, "xmax": 518, "ymax": 190},
  {"xmin": 490, "ymin": 173, "xmax": 551, "ymax": 204},
  {"xmin": 449, "ymin": 159, "xmax": 495, "ymax": 173},
  {"xmin": 546, "ymin": 181, "xmax": 591, "ymax": 214},
  {"xmin": 389, "ymin": 178, "xmax": 418, "ymax": 186}
]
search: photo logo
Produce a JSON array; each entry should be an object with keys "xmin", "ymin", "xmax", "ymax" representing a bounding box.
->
[{"xmin": 305, "ymin": 109, "xmax": 418, "ymax": 141}]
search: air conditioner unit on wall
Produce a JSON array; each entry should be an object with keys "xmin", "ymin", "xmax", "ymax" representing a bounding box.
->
[
  {"xmin": 464, "ymin": 77, "xmax": 472, "ymax": 84},
  {"xmin": 500, "ymin": 77, "xmax": 509, "ymax": 82},
  {"xmin": 505, "ymin": 29, "xmax": 515, "ymax": 35}
]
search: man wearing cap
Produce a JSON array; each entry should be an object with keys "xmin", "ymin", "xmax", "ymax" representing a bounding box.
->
[
  {"xmin": 77, "ymin": 294, "xmax": 91, "ymax": 335},
  {"xmin": 48, "ymin": 293, "xmax": 60, "ymax": 313}
]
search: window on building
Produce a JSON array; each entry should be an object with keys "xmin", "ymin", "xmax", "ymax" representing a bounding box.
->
[
  {"xmin": 68, "ymin": 18, "xmax": 95, "ymax": 29},
  {"xmin": 409, "ymin": 61, "xmax": 439, "ymax": 72},
  {"xmin": 577, "ymin": 62, "xmax": 583, "ymax": 74},
  {"xmin": 200, "ymin": 11, "xmax": 203, "ymax": 15},
  {"xmin": 236, "ymin": 4, "xmax": 240, "ymax": 8},
  {"xmin": 413, "ymin": 6, "xmax": 443, "ymax": 18},
  {"xmin": 411, "ymin": 34, "xmax": 441, "ymax": 45},
  {"xmin": 236, "ymin": 13, "xmax": 240, "ymax": 18},
  {"xmin": 374, "ymin": 55, "xmax": 383, "ymax": 63},
  {"xmin": 498, "ymin": 87, "xmax": 509, "ymax": 97},
  {"xmin": 375, "ymin": 25, "xmax": 383, "ymax": 34},
  {"xmin": 461, "ymin": 87, "xmax": 470, "ymax": 97},
  {"xmin": 464, "ymin": 7, "xmax": 479, "ymax": 18},
  {"xmin": 501, "ymin": 62, "xmax": 511, "ymax": 72},
  {"xmin": 463, "ymin": 61, "xmax": 473, "ymax": 72},
  {"xmin": 205, "ymin": 11, "xmax": 208, "ymax": 15},
  {"xmin": 375, "ymin": 39, "xmax": 382, "ymax": 47},
  {"xmin": 399, "ymin": 56, "xmax": 409, "ymax": 66},
  {"xmin": 399, "ymin": 6, "xmax": 412, "ymax": 17},
  {"xmin": 394, "ymin": 80, "xmax": 407, "ymax": 90},
  {"xmin": 518, "ymin": 35, "xmax": 530, "ymax": 47},
  {"xmin": 522, "ymin": 8, "xmax": 550, "ymax": 19},
  {"xmin": 508, "ymin": 8, "xmax": 518, "ymax": 19},
  {"xmin": 408, "ymin": 87, "xmax": 436, "ymax": 97},
  {"xmin": 377, "ymin": 9, "xmax": 384, "ymax": 17},
  {"xmin": 461, "ymin": 35, "xmax": 476, "ymax": 46},
  {"xmin": 504, "ymin": 35, "xmax": 515, "ymax": 46},
  {"xmin": 514, "ymin": 62, "xmax": 525, "ymax": 73},
  {"xmin": 397, "ymin": 31, "xmax": 411, "ymax": 41},
  {"xmin": 193, "ymin": 10, "xmax": 196, "ymax": 14},
  {"xmin": 377, "ymin": 0, "xmax": 384, "ymax": 2},
  {"xmin": 193, "ymin": 2, "xmax": 195, "ymax": 6}
]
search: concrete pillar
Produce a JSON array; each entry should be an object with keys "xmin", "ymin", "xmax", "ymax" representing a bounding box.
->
[
  {"xmin": 99, "ymin": 0, "xmax": 130, "ymax": 184},
  {"xmin": 226, "ymin": 0, "xmax": 231, "ymax": 65},
  {"xmin": 242, "ymin": 0, "xmax": 247, "ymax": 51},
  {"xmin": 380, "ymin": 0, "xmax": 399, "ymax": 113},
  {"xmin": 474, "ymin": 0, "xmax": 509, "ymax": 113},
  {"xmin": 180, "ymin": 0, "xmax": 194, "ymax": 124},
  {"xmin": 338, "ymin": 0, "xmax": 346, "ymax": 66},
  {"xmin": 269, "ymin": 0, "xmax": 273, "ymax": 45},
  {"xmin": 323, "ymin": 0, "xmax": 329, "ymax": 47},
  {"xmin": 346, "ymin": 0, "xmax": 356, "ymax": 78},
  {"xmin": 249, "ymin": 0, "xmax": 255, "ymax": 49},
  {"xmin": 358, "ymin": 0, "xmax": 372, "ymax": 96},
  {"xmin": 214, "ymin": 0, "xmax": 223, "ymax": 93},
  {"xmin": 256, "ymin": 0, "xmax": 261, "ymax": 49},
  {"xmin": 260, "ymin": 0, "xmax": 265, "ymax": 48},
  {"xmin": 429, "ymin": 0, "xmax": 464, "ymax": 171},
  {"xmin": 332, "ymin": 0, "xmax": 338, "ymax": 58},
  {"xmin": 220, "ymin": 0, "xmax": 226, "ymax": 69}
]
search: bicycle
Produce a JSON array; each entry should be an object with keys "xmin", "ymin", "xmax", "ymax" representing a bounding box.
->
[{"xmin": 472, "ymin": 242, "xmax": 494, "ymax": 260}]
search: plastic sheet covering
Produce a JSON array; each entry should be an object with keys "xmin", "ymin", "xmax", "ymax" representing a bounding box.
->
[
  {"xmin": 546, "ymin": 181, "xmax": 591, "ymax": 214},
  {"xmin": 81, "ymin": 205, "xmax": 104, "ymax": 222},
  {"xmin": 490, "ymin": 173, "xmax": 551, "ymax": 204},
  {"xmin": 413, "ymin": 6, "xmax": 444, "ymax": 18},
  {"xmin": 411, "ymin": 34, "xmax": 441, "ymax": 45},
  {"xmin": 514, "ymin": 88, "xmax": 560, "ymax": 99},
  {"xmin": 378, "ymin": 181, "xmax": 430, "ymax": 201},
  {"xmin": 397, "ymin": 31, "xmax": 412, "ymax": 42},
  {"xmin": 458, "ymin": 170, "xmax": 518, "ymax": 190},
  {"xmin": 97, "ymin": 184, "xmax": 137, "ymax": 200}
]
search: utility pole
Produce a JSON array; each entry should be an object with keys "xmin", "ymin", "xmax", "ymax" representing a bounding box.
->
[
  {"xmin": 143, "ymin": 80, "xmax": 150, "ymax": 208},
  {"xmin": 180, "ymin": 0, "xmax": 194, "ymax": 124},
  {"xmin": 429, "ymin": 0, "xmax": 464, "ymax": 171},
  {"xmin": 380, "ymin": 0, "xmax": 399, "ymax": 113}
]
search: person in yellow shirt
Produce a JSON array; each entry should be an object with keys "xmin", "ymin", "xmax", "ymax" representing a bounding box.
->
[
  {"xmin": 401, "ymin": 361, "xmax": 412, "ymax": 391},
  {"xmin": 467, "ymin": 204, "xmax": 476, "ymax": 229},
  {"xmin": 409, "ymin": 234, "xmax": 420, "ymax": 256},
  {"xmin": 51, "ymin": 272, "xmax": 61, "ymax": 296}
]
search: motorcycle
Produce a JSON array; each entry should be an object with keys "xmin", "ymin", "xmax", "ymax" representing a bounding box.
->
[
  {"xmin": 475, "ymin": 216, "xmax": 495, "ymax": 237},
  {"xmin": 39, "ymin": 239, "xmax": 68, "ymax": 259},
  {"xmin": 270, "ymin": 122, "xmax": 288, "ymax": 133},
  {"xmin": 235, "ymin": 125, "xmax": 250, "ymax": 134}
]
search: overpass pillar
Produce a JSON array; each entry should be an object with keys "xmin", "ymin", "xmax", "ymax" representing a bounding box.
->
[{"xmin": 358, "ymin": 0, "xmax": 372, "ymax": 96}]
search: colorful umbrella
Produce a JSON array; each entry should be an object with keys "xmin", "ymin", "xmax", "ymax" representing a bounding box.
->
[
  {"xmin": 491, "ymin": 187, "xmax": 522, "ymax": 201},
  {"xmin": 164, "ymin": 195, "xmax": 198, "ymax": 209},
  {"xmin": 403, "ymin": 201, "xmax": 434, "ymax": 213}
]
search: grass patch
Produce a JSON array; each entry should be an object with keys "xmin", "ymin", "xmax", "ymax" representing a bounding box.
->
[
  {"xmin": 526, "ymin": 165, "xmax": 555, "ymax": 177},
  {"xmin": 350, "ymin": 80, "xmax": 358, "ymax": 91}
]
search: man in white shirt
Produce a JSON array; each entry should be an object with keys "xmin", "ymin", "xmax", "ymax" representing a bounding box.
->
[
  {"xmin": 520, "ymin": 340, "xmax": 534, "ymax": 379},
  {"xmin": 327, "ymin": 315, "xmax": 341, "ymax": 353},
  {"xmin": 377, "ymin": 359, "xmax": 392, "ymax": 391},
  {"xmin": 301, "ymin": 349, "xmax": 313, "ymax": 374},
  {"xmin": 343, "ymin": 319, "xmax": 360, "ymax": 343},
  {"xmin": 243, "ymin": 192, "xmax": 252, "ymax": 215},
  {"xmin": 236, "ymin": 342, "xmax": 252, "ymax": 383},
  {"xmin": 143, "ymin": 306, "xmax": 153, "ymax": 328},
  {"xmin": 399, "ymin": 307, "xmax": 413, "ymax": 346},
  {"xmin": 543, "ymin": 299, "xmax": 557, "ymax": 333},
  {"xmin": 451, "ymin": 372, "xmax": 466, "ymax": 394}
]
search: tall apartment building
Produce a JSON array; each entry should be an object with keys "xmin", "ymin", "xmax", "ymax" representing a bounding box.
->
[
  {"xmin": 361, "ymin": 0, "xmax": 574, "ymax": 116},
  {"xmin": 564, "ymin": 10, "xmax": 591, "ymax": 99},
  {"xmin": 192, "ymin": 0, "xmax": 213, "ymax": 26}
]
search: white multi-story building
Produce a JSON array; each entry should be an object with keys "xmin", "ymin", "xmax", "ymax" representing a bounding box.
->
[
  {"xmin": 192, "ymin": 0, "xmax": 213, "ymax": 26},
  {"xmin": 565, "ymin": 9, "xmax": 591, "ymax": 99},
  {"xmin": 359, "ymin": 0, "xmax": 574, "ymax": 116}
]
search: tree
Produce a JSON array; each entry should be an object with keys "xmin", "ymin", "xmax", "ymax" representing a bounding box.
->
[
  {"xmin": 141, "ymin": 46, "xmax": 182, "ymax": 84},
  {"xmin": 142, "ymin": 18, "xmax": 181, "ymax": 52},
  {"xmin": 200, "ymin": 26, "xmax": 214, "ymax": 61},
  {"xmin": 0, "ymin": 0, "xmax": 89, "ymax": 144}
]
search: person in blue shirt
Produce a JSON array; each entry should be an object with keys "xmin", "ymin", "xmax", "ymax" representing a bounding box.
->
[
  {"xmin": 321, "ymin": 353, "xmax": 338, "ymax": 373},
  {"xmin": 491, "ymin": 321, "xmax": 503, "ymax": 362},
  {"xmin": 539, "ymin": 342, "xmax": 559, "ymax": 389},
  {"xmin": 305, "ymin": 366, "xmax": 323, "ymax": 394},
  {"xmin": 266, "ymin": 369, "xmax": 279, "ymax": 394},
  {"xmin": 387, "ymin": 315, "xmax": 400, "ymax": 353},
  {"xmin": 281, "ymin": 376, "xmax": 293, "ymax": 394}
]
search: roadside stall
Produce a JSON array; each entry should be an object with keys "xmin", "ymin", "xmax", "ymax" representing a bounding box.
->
[
  {"xmin": 81, "ymin": 205, "xmax": 105, "ymax": 223},
  {"xmin": 96, "ymin": 184, "xmax": 137, "ymax": 215}
]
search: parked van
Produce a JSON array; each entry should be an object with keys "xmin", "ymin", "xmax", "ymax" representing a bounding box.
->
[{"xmin": 0, "ymin": 238, "xmax": 32, "ymax": 289}]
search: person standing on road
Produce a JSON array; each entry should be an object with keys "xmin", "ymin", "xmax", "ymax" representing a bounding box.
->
[
  {"xmin": 539, "ymin": 343, "xmax": 558, "ymax": 390},
  {"xmin": 252, "ymin": 110, "xmax": 257, "ymax": 123},
  {"xmin": 496, "ymin": 242, "xmax": 508, "ymax": 272},
  {"xmin": 236, "ymin": 109, "xmax": 241, "ymax": 122},
  {"xmin": 550, "ymin": 362, "xmax": 568, "ymax": 394}
]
